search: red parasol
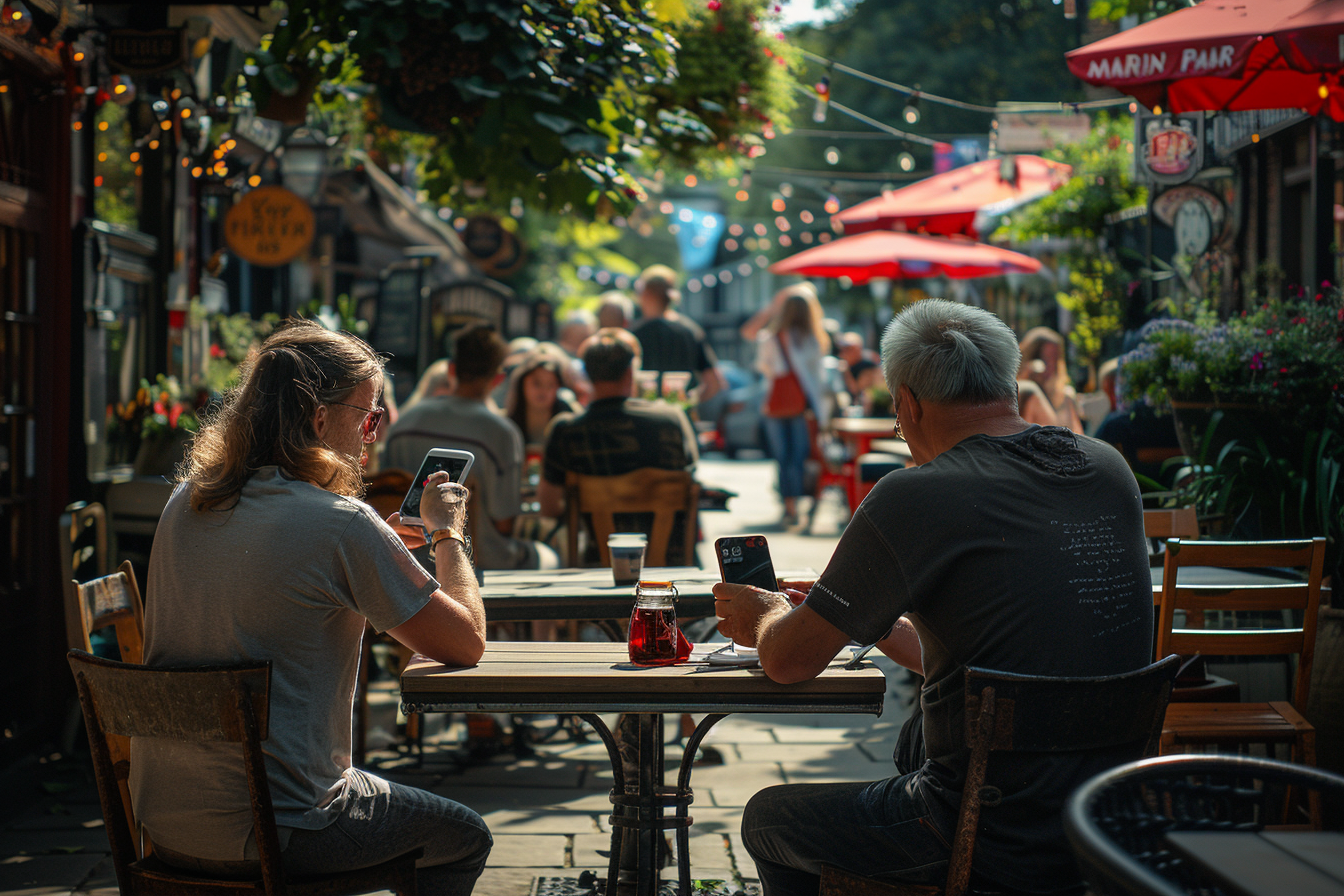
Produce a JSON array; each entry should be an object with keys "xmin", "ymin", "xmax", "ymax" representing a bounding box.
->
[
  {"xmin": 769, "ymin": 231, "xmax": 1043, "ymax": 285},
  {"xmin": 1065, "ymin": 0, "xmax": 1344, "ymax": 120},
  {"xmin": 832, "ymin": 155, "xmax": 1073, "ymax": 239}
]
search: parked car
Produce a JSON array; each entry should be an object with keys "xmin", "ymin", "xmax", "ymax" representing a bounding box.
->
[{"xmin": 695, "ymin": 361, "xmax": 766, "ymax": 457}]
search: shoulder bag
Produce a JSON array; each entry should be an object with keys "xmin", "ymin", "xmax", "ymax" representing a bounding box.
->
[{"xmin": 763, "ymin": 333, "xmax": 809, "ymax": 418}]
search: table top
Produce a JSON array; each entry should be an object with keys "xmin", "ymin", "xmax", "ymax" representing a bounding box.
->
[
  {"xmin": 867, "ymin": 438, "xmax": 912, "ymax": 459},
  {"xmin": 830, "ymin": 416, "xmax": 897, "ymax": 436},
  {"xmin": 479, "ymin": 566, "xmax": 817, "ymax": 621},
  {"xmin": 401, "ymin": 641, "xmax": 886, "ymax": 715},
  {"xmin": 1165, "ymin": 831, "xmax": 1344, "ymax": 896}
]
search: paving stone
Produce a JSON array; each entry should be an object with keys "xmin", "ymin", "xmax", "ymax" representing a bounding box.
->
[
  {"xmin": 737, "ymin": 742, "xmax": 874, "ymax": 764},
  {"xmin": 770, "ymin": 727, "xmax": 869, "ymax": 744},
  {"xmin": 6, "ymin": 805, "xmax": 106, "ymax": 833},
  {"xmin": 0, "ymin": 826, "xmax": 113, "ymax": 856},
  {"xmin": 474, "ymin": 866, "xmax": 545, "ymax": 896},
  {"xmin": 486, "ymin": 834, "xmax": 571, "ymax": 867},
  {"xmin": 452, "ymin": 757, "xmax": 590, "ymax": 789},
  {"xmin": 0, "ymin": 851, "xmax": 105, "ymax": 895},
  {"xmin": 480, "ymin": 809, "xmax": 605, "ymax": 835},
  {"xmin": 702, "ymin": 725, "xmax": 778, "ymax": 744}
]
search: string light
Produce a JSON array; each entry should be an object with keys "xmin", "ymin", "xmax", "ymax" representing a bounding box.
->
[
  {"xmin": 824, "ymin": 194, "xmax": 841, "ymax": 214},
  {"xmin": 736, "ymin": 189, "xmax": 749, "ymax": 201},
  {"xmin": 149, "ymin": 140, "xmax": 160, "ymax": 150},
  {"xmin": 902, "ymin": 91, "xmax": 920, "ymax": 125},
  {"xmin": 160, "ymin": 120, "xmax": 173, "ymax": 131},
  {"xmin": 898, "ymin": 152, "xmax": 916, "ymax": 172},
  {"xmin": 97, "ymin": 121, "xmax": 109, "ymax": 131},
  {"xmin": 813, "ymin": 75, "xmax": 831, "ymax": 123},
  {"xmin": 684, "ymin": 174, "xmax": 698, "ymax": 187}
]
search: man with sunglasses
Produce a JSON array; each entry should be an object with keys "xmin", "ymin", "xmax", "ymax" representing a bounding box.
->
[{"xmin": 132, "ymin": 320, "xmax": 492, "ymax": 895}]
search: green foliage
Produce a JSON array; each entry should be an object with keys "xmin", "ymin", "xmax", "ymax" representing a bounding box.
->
[
  {"xmin": 997, "ymin": 113, "xmax": 1146, "ymax": 244},
  {"xmin": 1088, "ymin": 0, "xmax": 1186, "ymax": 22},
  {"xmin": 93, "ymin": 103, "xmax": 137, "ymax": 227},
  {"xmin": 1057, "ymin": 254, "xmax": 1123, "ymax": 376}
]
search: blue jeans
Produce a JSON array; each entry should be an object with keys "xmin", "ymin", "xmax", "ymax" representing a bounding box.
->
[
  {"xmin": 742, "ymin": 771, "xmax": 955, "ymax": 896},
  {"xmin": 282, "ymin": 769, "xmax": 492, "ymax": 896},
  {"xmin": 763, "ymin": 415, "xmax": 811, "ymax": 500}
]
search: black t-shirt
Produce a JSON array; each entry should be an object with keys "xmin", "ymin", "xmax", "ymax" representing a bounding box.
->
[
  {"xmin": 807, "ymin": 426, "xmax": 1153, "ymax": 893},
  {"xmin": 631, "ymin": 315, "xmax": 718, "ymax": 386}
]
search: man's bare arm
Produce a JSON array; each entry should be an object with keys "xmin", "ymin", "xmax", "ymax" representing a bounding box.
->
[
  {"xmin": 714, "ymin": 583, "xmax": 850, "ymax": 684},
  {"xmin": 388, "ymin": 539, "xmax": 486, "ymax": 667},
  {"xmin": 876, "ymin": 616, "xmax": 922, "ymax": 675},
  {"xmin": 538, "ymin": 478, "xmax": 565, "ymax": 518}
]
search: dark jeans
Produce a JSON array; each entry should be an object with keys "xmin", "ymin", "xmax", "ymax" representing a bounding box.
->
[
  {"xmin": 158, "ymin": 769, "xmax": 492, "ymax": 896},
  {"xmin": 741, "ymin": 772, "xmax": 955, "ymax": 896},
  {"xmin": 763, "ymin": 415, "xmax": 811, "ymax": 500}
]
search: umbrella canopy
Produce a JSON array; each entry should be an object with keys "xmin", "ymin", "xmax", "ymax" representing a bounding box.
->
[
  {"xmin": 769, "ymin": 231, "xmax": 1043, "ymax": 285},
  {"xmin": 832, "ymin": 155, "xmax": 1073, "ymax": 239},
  {"xmin": 1065, "ymin": 0, "xmax": 1344, "ymax": 119}
]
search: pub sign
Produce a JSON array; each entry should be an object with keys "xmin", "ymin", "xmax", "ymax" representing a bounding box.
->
[
  {"xmin": 224, "ymin": 186, "xmax": 316, "ymax": 267},
  {"xmin": 108, "ymin": 28, "xmax": 185, "ymax": 75}
]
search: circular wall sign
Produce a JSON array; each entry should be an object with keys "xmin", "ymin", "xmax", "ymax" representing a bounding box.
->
[{"xmin": 224, "ymin": 185, "xmax": 316, "ymax": 267}]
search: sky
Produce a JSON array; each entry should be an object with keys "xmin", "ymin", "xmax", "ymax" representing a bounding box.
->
[{"xmin": 778, "ymin": 0, "xmax": 852, "ymax": 28}]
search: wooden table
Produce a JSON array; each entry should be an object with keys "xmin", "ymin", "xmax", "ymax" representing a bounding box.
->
[
  {"xmin": 1166, "ymin": 831, "xmax": 1344, "ymax": 896},
  {"xmin": 402, "ymin": 641, "xmax": 886, "ymax": 896},
  {"xmin": 868, "ymin": 437, "xmax": 912, "ymax": 460},
  {"xmin": 479, "ymin": 565, "xmax": 817, "ymax": 623},
  {"xmin": 830, "ymin": 415, "xmax": 898, "ymax": 458}
]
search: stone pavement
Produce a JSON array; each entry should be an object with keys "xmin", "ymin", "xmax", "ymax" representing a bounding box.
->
[{"xmin": 0, "ymin": 459, "xmax": 913, "ymax": 895}]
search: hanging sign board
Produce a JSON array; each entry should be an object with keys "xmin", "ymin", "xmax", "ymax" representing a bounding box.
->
[
  {"xmin": 107, "ymin": 28, "xmax": 185, "ymax": 75},
  {"xmin": 224, "ymin": 186, "xmax": 316, "ymax": 267},
  {"xmin": 1137, "ymin": 113, "xmax": 1204, "ymax": 185}
]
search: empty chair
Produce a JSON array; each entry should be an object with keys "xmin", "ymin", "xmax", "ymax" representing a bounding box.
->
[
  {"xmin": 819, "ymin": 656, "xmax": 1181, "ymax": 896},
  {"xmin": 74, "ymin": 560, "xmax": 145, "ymax": 664},
  {"xmin": 68, "ymin": 649, "xmax": 419, "ymax": 896},
  {"xmin": 1156, "ymin": 537, "xmax": 1326, "ymax": 775},
  {"xmin": 1065, "ymin": 754, "xmax": 1344, "ymax": 896},
  {"xmin": 565, "ymin": 468, "xmax": 699, "ymax": 567},
  {"xmin": 60, "ymin": 501, "xmax": 109, "ymax": 653}
]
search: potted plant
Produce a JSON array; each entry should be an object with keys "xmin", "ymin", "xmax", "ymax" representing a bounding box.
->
[{"xmin": 125, "ymin": 375, "xmax": 203, "ymax": 477}]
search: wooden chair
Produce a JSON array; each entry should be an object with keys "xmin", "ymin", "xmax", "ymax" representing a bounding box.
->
[
  {"xmin": 60, "ymin": 501, "xmax": 109, "ymax": 653},
  {"xmin": 68, "ymin": 649, "xmax": 420, "ymax": 896},
  {"xmin": 75, "ymin": 560, "xmax": 146, "ymax": 664},
  {"xmin": 819, "ymin": 656, "xmax": 1181, "ymax": 896},
  {"xmin": 565, "ymin": 468, "xmax": 700, "ymax": 567},
  {"xmin": 1143, "ymin": 505, "xmax": 1199, "ymax": 567},
  {"xmin": 1156, "ymin": 538, "xmax": 1327, "ymax": 776}
]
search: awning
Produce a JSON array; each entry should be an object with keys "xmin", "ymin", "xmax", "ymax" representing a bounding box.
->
[
  {"xmin": 769, "ymin": 231, "xmax": 1043, "ymax": 285},
  {"xmin": 832, "ymin": 155, "xmax": 1072, "ymax": 239},
  {"xmin": 1065, "ymin": 0, "xmax": 1344, "ymax": 119}
]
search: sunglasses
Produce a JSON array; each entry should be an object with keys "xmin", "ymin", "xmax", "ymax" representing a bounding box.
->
[{"xmin": 330, "ymin": 400, "xmax": 386, "ymax": 443}]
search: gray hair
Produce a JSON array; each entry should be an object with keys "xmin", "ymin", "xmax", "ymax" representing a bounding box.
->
[{"xmin": 880, "ymin": 299, "xmax": 1021, "ymax": 406}]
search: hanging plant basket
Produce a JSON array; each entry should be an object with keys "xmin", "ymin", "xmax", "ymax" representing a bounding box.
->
[{"xmin": 359, "ymin": 15, "xmax": 496, "ymax": 134}]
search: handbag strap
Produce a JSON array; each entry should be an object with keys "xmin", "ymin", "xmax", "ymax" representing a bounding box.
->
[{"xmin": 776, "ymin": 331, "xmax": 796, "ymax": 377}]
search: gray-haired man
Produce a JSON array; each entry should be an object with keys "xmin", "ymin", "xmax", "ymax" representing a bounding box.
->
[{"xmin": 714, "ymin": 299, "xmax": 1153, "ymax": 896}]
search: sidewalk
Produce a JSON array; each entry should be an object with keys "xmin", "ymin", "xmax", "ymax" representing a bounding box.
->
[{"xmin": 1, "ymin": 460, "xmax": 908, "ymax": 896}]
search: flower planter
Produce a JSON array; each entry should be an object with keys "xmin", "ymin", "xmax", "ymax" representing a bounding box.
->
[
  {"xmin": 133, "ymin": 430, "xmax": 193, "ymax": 478},
  {"xmin": 1168, "ymin": 399, "xmax": 1288, "ymax": 461}
]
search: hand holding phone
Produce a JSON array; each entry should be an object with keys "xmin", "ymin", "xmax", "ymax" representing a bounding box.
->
[
  {"xmin": 715, "ymin": 535, "xmax": 778, "ymax": 657},
  {"xmin": 400, "ymin": 448, "xmax": 475, "ymax": 527}
]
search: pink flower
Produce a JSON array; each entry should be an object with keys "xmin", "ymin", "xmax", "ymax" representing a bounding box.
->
[{"xmin": 1249, "ymin": 352, "xmax": 1265, "ymax": 370}]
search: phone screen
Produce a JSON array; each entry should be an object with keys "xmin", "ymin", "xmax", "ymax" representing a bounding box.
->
[
  {"xmin": 400, "ymin": 452, "xmax": 472, "ymax": 519},
  {"xmin": 716, "ymin": 535, "xmax": 777, "ymax": 592}
]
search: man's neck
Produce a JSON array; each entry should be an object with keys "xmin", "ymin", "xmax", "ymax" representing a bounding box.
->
[
  {"xmin": 453, "ymin": 380, "xmax": 492, "ymax": 401},
  {"xmin": 922, "ymin": 400, "xmax": 1030, "ymax": 459},
  {"xmin": 590, "ymin": 382, "xmax": 630, "ymax": 401},
  {"xmin": 639, "ymin": 296, "xmax": 669, "ymax": 320}
]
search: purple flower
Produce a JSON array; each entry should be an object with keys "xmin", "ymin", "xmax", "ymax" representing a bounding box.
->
[{"xmin": 1249, "ymin": 351, "xmax": 1266, "ymax": 370}]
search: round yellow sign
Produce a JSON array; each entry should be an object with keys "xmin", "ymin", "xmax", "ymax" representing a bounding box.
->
[{"xmin": 224, "ymin": 185, "xmax": 316, "ymax": 267}]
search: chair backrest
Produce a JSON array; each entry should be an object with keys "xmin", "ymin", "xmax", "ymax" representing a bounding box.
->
[
  {"xmin": 1143, "ymin": 507, "xmax": 1199, "ymax": 541},
  {"xmin": 940, "ymin": 656, "xmax": 1181, "ymax": 896},
  {"xmin": 1157, "ymin": 538, "xmax": 1326, "ymax": 709},
  {"xmin": 362, "ymin": 468, "xmax": 413, "ymax": 520},
  {"xmin": 565, "ymin": 468, "xmax": 700, "ymax": 567},
  {"xmin": 76, "ymin": 560, "xmax": 145, "ymax": 665},
  {"xmin": 66, "ymin": 650, "xmax": 280, "ymax": 892},
  {"xmin": 60, "ymin": 502, "xmax": 109, "ymax": 652}
]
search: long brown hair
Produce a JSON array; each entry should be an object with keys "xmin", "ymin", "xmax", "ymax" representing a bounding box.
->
[
  {"xmin": 182, "ymin": 319, "xmax": 384, "ymax": 510},
  {"xmin": 768, "ymin": 283, "xmax": 830, "ymax": 352}
]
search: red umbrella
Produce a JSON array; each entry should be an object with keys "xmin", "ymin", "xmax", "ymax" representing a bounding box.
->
[
  {"xmin": 1065, "ymin": 0, "xmax": 1344, "ymax": 119},
  {"xmin": 832, "ymin": 155, "xmax": 1072, "ymax": 239},
  {"xmin": 769, "ymin": 231, "xmax": 1043, "ymax": 285}
]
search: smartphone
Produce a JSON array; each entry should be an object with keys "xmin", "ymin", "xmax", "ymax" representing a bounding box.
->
[
  {"xmin": 715, "ymin": 534, "xmax": 778, "ymax": 592},
  {"xmin": 399, "ymin": 448, "xmax": 475, "ymax": 526}
]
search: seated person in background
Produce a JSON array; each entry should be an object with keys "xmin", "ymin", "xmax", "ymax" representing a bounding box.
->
[
  {"xmin": 596, "ymin": 290, "xmax": 635, "ymax": 331},
  {"xmin": 504, "ymin": 348, "xmax": 584, "ymax": 453},
  {"xmin": 1016, "ymin": 326, "xmax": 1083, "ymax": 433},
  {"xmin": 1095, "ymin": 354, "xmax": 1182, "ymax": 485},
  {"xmin": 714, "ymin": 299, "xmax": 1152, "ymax": 896},
  {"xmin": 132, "ymin": 320, "xmax": 491, "ymax": 893},
  {"xmin": 385, "ymin": 323, "xmax": 558, "ymax": 570},
  {"xmin": 538, "ymin": 328, "xmax": 699, "ymax": 561}
]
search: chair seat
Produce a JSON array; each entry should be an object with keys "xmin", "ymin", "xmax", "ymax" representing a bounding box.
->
[
  {"xmin": 128, "ymin": 848, "xmax": 420, "ymax": 895},
  {"xmin": 1162, "ymin": 701, "xmax": 1312, "ymax": 744}
]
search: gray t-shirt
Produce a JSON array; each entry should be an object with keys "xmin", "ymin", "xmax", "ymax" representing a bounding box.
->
[
  {"xmin": 129, "ymin": 468, "xmax": 437, "ymax": 861},
  {"xmin": 806, "ymin": 426, "xmax": 1153, "ymax": 893}
]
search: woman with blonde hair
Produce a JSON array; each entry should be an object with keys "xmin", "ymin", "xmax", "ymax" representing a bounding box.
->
[
  {"xmin": 1016, "ymin": 326, "xmax": 1083, "ymax": 433},
  {"xmin": 755, "ymin": 283, "xmax": 830, "ymax": 526}
]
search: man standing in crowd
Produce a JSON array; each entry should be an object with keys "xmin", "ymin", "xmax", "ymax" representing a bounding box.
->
[
  {"xmin": 385, "ymin": 323, "xmax": 557, "ymax": 570},
  {"xmin": 132, "ymin": 320, "xmax": 491, "ymax": 895},
  {"xmin": 538, "ymin": 328, "xmax": 699, "ymax": 555},
  {"xmin": 714, "ymin": 299, "xmax": 1152, "ymax": 896},
  {"xmin": 631, "ymin": 264, "xmax": 724, "ymax": 404}
]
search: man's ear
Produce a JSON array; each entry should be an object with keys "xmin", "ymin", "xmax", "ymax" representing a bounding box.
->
[
  {"xmin": 312, "ymin": 403, "xmax": 329, "ymax": 439},
  {"xmin": 900, "ymin": 384, "xmax": 923, "ymax": 424}
]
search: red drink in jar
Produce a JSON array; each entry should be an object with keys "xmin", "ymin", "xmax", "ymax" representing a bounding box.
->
[{"xmin": 628, "ymin": 581, "xmax": 679, "ymax": 665}]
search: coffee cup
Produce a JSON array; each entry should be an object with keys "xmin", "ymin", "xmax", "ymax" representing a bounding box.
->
[{"xmin": 608, "ymin": 533, "xmax": 647, "ymax": 586}]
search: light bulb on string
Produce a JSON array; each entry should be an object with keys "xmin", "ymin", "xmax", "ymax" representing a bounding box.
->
[
  {"xmin": 824, "ymin": 194, "xmax": 840, "ymax": 214},
  {"xmin": 902, "ymin": 91, "xmax": 920, "ymax": 125},
  {"xmin": 813, "ymin": 75, "xmax": 831, "ymax": 123},
  {"xmin": 898, "ymin": 152, "xmax": 916, "ymax": 172},
  {"xmin": 780, "ymin": 183, "xmax": 793, "ymax": 198},
  {"xmin": 824, "ymin": 146, "xmax": 841, "ymax": 165}
]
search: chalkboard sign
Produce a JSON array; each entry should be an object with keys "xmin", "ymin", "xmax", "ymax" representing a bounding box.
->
[{"xmin": 372, "ymin": 266, "xmax": 426, "ymax": 403}]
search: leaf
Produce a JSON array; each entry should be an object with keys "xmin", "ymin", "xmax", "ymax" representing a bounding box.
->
[
  {"xmin": 456, "ymin": 78, "xmax": 503, "ymax": 99},
  {"xmin": 262, "ymin": 63, "xmax": 300, "ymax": 95},
  {"xmin": 454, "ymin": 22, "xmax": 491, "ymax": 42},
  {"xmin": 561, "ymin": 132, "xmax": 611, "ymax": 155},
  {"xmin": 534, "ymin": 112, "xmax": 577, "ymax": 134}
]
